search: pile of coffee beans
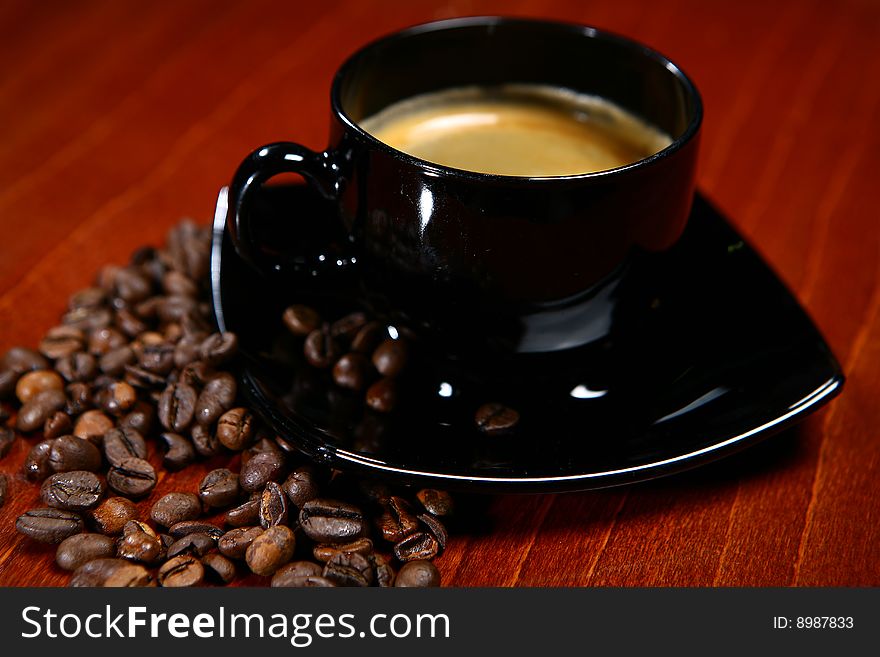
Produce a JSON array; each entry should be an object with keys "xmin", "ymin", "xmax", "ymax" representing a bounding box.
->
[{"xmin": 0, "ymin": 220, "xmax": 449, "ymax": 587}]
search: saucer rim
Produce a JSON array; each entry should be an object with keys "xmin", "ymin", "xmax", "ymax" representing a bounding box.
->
[{"xmin": 239, "ymin": 368, "xmax": 842, "ymax": 493}]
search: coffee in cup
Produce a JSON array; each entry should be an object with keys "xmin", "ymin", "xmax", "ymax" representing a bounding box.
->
[{"xmin": 360, "ymin": 83, "xmax": 673, "ymax": 177}]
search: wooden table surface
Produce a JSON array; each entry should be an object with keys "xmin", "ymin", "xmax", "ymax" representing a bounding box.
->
[{"xmin": 1, "ymin": 0, "xmax": 878, "ymax": 587}]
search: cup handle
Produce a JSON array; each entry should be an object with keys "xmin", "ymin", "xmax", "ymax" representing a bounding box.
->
[{"xmin": 227, "ymin": 141, "xmax": 348, "ymax": 277}]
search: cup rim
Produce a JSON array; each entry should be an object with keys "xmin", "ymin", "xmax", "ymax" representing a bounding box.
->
[{"xmin": 330, "ymin": 16, "xmax": 703, "ymax": 184}]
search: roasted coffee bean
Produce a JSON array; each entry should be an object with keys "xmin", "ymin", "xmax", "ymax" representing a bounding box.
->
[
  {"xmin": 173, "ymin": 334, "xmax": 204, "ymax": 369},
  {"xmin": 62, "ymin": 306, "xmax": 113, "ymax": 333},
  {"xmin": 369, "ymin": 553, "xmax": 395, "ymax": 587},
  {"xmin": 103, "ymin": 426, "xmax": 147, "ymax": 466},
  {"xmin": 97, "ymin": 264, "xmax": 122, "ymax": 292},
  {"xmin": 3, "ymin": 346, "xmax": 49, "ymax": 376},
  {"xmin": 49, "ymin": 435, "xmax": 102, "ymax": 473},
  {"xmin": 242, "ymin": 436, "xmax": 283, "ymax": 466},
  {"xmin": 1, "ymin": 427, "xmax": 18, "ymax": 459},
  {"xmin": 96, "ymin": 381, "xmax": 137, "ymax": 416},
  {"xmin": 159, "ymin": 432, "xmax": 195, "ymax": 470},
  {"xmin": 134, "ymin": 329, "xmax": 168, "ymax": 350},
  {"xmin": 114, "ymin": 267, "xmax": 152, "ymax": 303},
  {"xmin": 216, "ymin": 407, "xmax": 254, "ymax": 451},
  {"xmin": 23, "ymin": 439, "xmax": 54, "ymax": 480},
  {"xmin": 68, "ymin": 287, "xmax": 106, "ymax": 310},
  {"xmin": 202, "ymin": 553, "xmax": 236, "ymax": 583},
  {"xmin": 116, "ymin": 308, "xmax": 148, "ymax": 338},
  {"xmin": 218, "ymin": 526, "xmax": 263, "ymax": 560},
  {"xmin": 39, "ymin": 326, "xmax": 85, "ymax": 359},
  {"xmin": 16, "ymin": 508, "xmax": 83, "ymax": 543},
  {"xmin": 41, "ymin": 470, "xmax": 105, "ymax": 511},
  {"xmin": 199, "ymin": 468, "xmax": 240, "ymax": 508},
  {"xmin": 169, "ymin": 520, "xmax": 224, "ymax": 540},
  {"xmin": 272, "ymin": 561, "xmax": 324, "ymax": 583},
  {"xmin": 199, "ymin": 332, "xmax": 238, "ymax": 367},
  {"xmin": 365, "ymin": 377, "xmax": 398, "ymax": 413},
  {"xmin": 416, "ymin": 488, "xmax": 454, "ymax": 516},
  {"xmin": 99, "ymin": 345, "xmax": 135, "ymax": 376},
  {"xmin": 299, "ymin": 499, "xmax": 366, "ymax": 543},
  {"xmin": 372, "ymin": 338, "xmax": 409, "ymax": 377},
  {"xmin": 474, "ymin": 402, "xmax": 520, "ymax": 435},
  {"xmin": 282, "ymin": 466, "xmax": 320, "ymax": 508},
  {"xmin": 150, "ymin": 492, "xmax": 202, "ymax": 527},
  {"xmin": 303, "ymin": 328, "xmax": 340, "ymax": 369},
  {"xmin": 87, "ymin": 497, "xmax": 138, "ymax": 535},
  {"xmin": 418, "ymin": 513, "xmax": 448, "ymax": 550},
  {"xmin": 119, "ymin": 401, "xmax": 156, "ymax": 435},
  {"xmin": 65, "ymin": 382, "xmax": 94, "ymax": 416},
  {"xmin": 166, "ymin": 532, "xmax": 215, "ymax": 558},
  {"xmin": 107, "ymin": 457, "xmax": 157, "ymax": 498},
  {"xmin": 133, "ymin": 296, "xmax": 162, "ymax": 320},
  {"xmin": 43, "ymin": 411, "xmax": 73, "ymax": 439},
  {"xmin": 138, "ymin": 343, "xmax": 175, "ymax": 375},
  {"xmin": 351, "ymin": 320, "xmax": 385, "ymax": 354},
  {"xmin": 162, "ymin": 270, "xmax": 197, "ymax": 297},
  {"xmin": 0, "ymin": 473, "xmax": 7, "ymax": 508},
  {"xmin": 123, "ymin": 364, "xmax": 166, "ymax": 390},
  {"xmin": 69, "ymin": 558, "xmax": 153, "ymax": 587},
  {"xmin": 394, "ymin": 531, "xmax": 440, "ymax": 562},
  {"xmin": 0, "ymin": 369, "xmax": 15, "ymax": 399},
  {"xmin": 55, "ymin": 352, "xmax": 97, "ymax": 383},
  {"xmin": 376, "ymin": 496, "xmax": 420, "ymax": 543},
  {"xmin": 246, "ymin": 525, "xmax": 295, "ymax": 576},
  {"xmin": 313, "ymin": 538, "xmax": 374, "ymax": 563},
  {"xmin": 166, "ymin": 220, "xmax": 211, "ymax": 280},
  {"xmin": 56, "ymin": 533, "xmax": 117, "ymax": 571},
  {"xmin": 225, "ymin": 498, "xmax": 261, "ymax": 527},
  {"xmin": 158, "ymin": 382, "xmax": 197, "ymax": 432},
  {"xmin": 68, "ymin": 311, "xmax": 116, "ymax": 335},
  {"xmin": 88, "ymin": 327, "xmax": 127, "ymax": 356},
  {"xmin": 395, "ymin": 560, "xmax": 440, "ymax": 587},
  {"xmin": 273, "ymin": 575, "xmax": 336, "ymax": 587},
  {"xmin": 282, "ymin": 305, "xmax": 321, "ymax": 336},
  {"xmin": 259, "ymin": 482, "xmax": 288, "ymax": 529},
  {"xmin": 322, "ymin": 551, "xmax": 373, "ymax": 587},
  {"xmin": 330, "ymin": 312, "xmax": 368, "ymax": 342},
  {"xmin": 118, "ymin": 520, "xmax": 163, "ymax": 563},
  {"xmin": 241, "ymin": 451, "xmax": 286, "ymax": 493},
  {"xmin": 190, "ymin": 423, "xmax": 220, "ymax": 457},
  {"xmin": 73, "ymin": 409, "xmax": 114, "ymax": 439},
  {"xmin": 17, "ymin": 388, "xmax": 67, "ymax": 432},
  {"xmin": 332, "ymin": 352, "xmax": 371, "ymax": 390},
  {"xmin": 179, "ymin": 360, "xmax": 211, "ymax": 388},
  {"xmin": 16, "ymin": 369, "xmax": 64, "ymax": 403},
  {"xmin": 194, "ymin": 373, "xmax": 236, "ymax": 426}
]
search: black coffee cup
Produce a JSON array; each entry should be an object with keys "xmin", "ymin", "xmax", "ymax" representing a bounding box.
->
[{"xmin": 226, "ymin": 16, "xmax": 702, "ymax": 355}]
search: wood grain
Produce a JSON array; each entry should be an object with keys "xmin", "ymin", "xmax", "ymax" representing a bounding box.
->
[{"xmin": 1, "ymin": 0, "xmax": 878, "ymax": 586}]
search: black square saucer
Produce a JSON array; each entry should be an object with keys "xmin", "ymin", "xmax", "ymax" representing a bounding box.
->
[{"xmin": 210, "ymin": 184, "xmax": 843, "ymax": 493}]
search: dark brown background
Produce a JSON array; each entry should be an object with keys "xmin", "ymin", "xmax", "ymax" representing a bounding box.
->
[{"xmin": 1, "ymin": 0, "xmax": 878, "ymax": 586}]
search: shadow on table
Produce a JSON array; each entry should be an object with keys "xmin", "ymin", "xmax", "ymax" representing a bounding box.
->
[{"xmin": 454, "ymin": 422, "xmax": 810, "ymax": 537}]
